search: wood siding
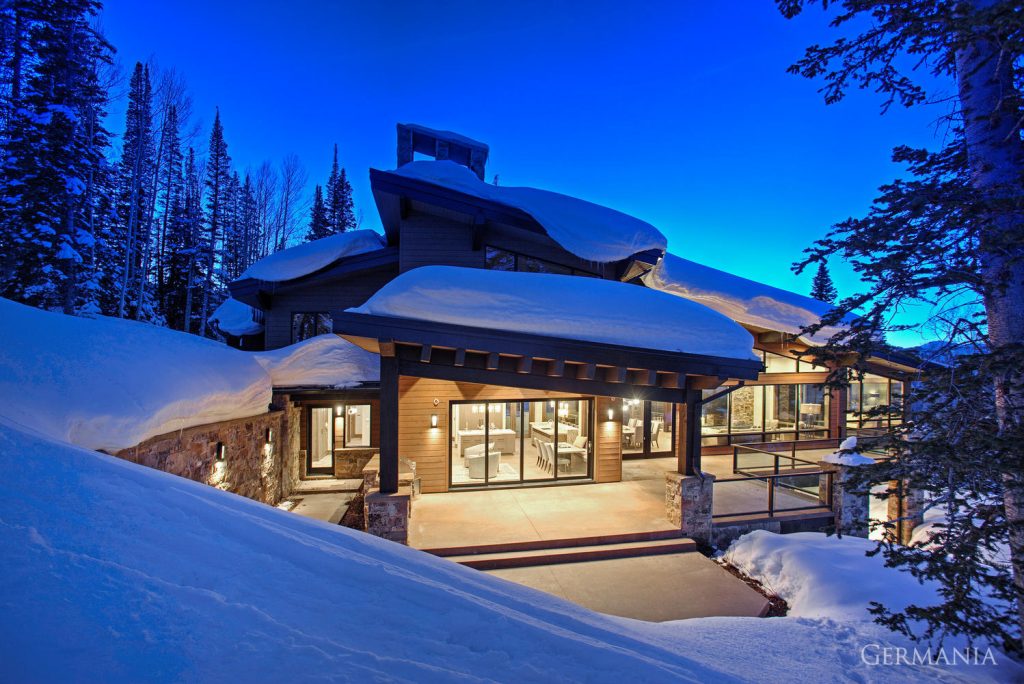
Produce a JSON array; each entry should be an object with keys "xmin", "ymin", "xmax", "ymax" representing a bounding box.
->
[
  {"xmin": 397, "ymin": 376, "xmax": 622, "ymax": 493},
  {"xmin": 263, "ymin": 270, "xmax": 396, "ymax": 349},
  {"xmin": 398, "ymin": 212, "xmax": 484, "ymax": 273}
]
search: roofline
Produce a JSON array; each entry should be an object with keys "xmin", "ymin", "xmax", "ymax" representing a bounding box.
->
[
  {"xmin": 228, "ymin": 246, "xmax": 399, "ymax": 309},
  {"xmin": 332, "ymin": 311, "xmax": 763, "ymax": 382}
]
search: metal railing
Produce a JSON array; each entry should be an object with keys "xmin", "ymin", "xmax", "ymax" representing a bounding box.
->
[{"xmin": 710, "ymin": 443, "xmax": 833, "ymax": 520}]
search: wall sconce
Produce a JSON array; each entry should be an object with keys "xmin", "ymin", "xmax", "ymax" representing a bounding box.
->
[
  {"xmin": 335, "ymin": 405, "xmax": 343, "ymax": 416},
  {"xmin": 607, "ymin": 407, "xmax": 614, "ymax": 421},
  {"xmin": 430, "ymin": 413, "xmax": 438, "ymax": 428},
  {"xmin": 266, "ymin": 427, "xmax": 274, "ymax": 444},
  {"xmin": 215, "ymin": 442, "xmax": 226, "ymax": 461}
]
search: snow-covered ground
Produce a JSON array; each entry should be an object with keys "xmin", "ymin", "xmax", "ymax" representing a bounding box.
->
[
  {"xmin": 350, "ymin": 265, "xmax": 759, "ymax": 360},
  {"xmin": 0, "ymin": 298, "xmax": 376, "ymax": 452},
  {"xmin": 0, "ymin": 420, "xmax": 1016, "ymax": 682}
]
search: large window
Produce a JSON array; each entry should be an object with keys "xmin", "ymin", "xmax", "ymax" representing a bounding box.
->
[
  {"xmin": 292, "ymin": 312, "xmax": 332, "ymax": 343},
  {"xmin": 846, "ymin": 374, "xmax": 904, "ymax": 432},
  {"xmin": 306, "ymin": 403, "xmax": 373, "ymax": 474},
  {"xmin": 758, "ymin": 349, "xmax": 826, "ymax": 373},
  {"xmin": 450, "ymin": 398, "xmax": 593, "ymax": 487},
  {"xmin": 701, "ymin": 384, "xmax": 831, "ymax": 446},
  {"xmin": 484, "ymin": 246, "xmax": 598, "ymax": 277},
  {"xmin": 620, "ymin": 400, "xmax": 676, "ymax": 457}
]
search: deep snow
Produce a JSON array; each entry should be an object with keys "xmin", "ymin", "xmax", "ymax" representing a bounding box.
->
[
  {"xmin": 644, "ymin": 252, "xmax": 848, "ymax": 345},
  {"xmin": 349, "ymin": 265, "xmax": 758, "ymax": 360},
  {"xmin": 208, "ymin": 297, "xmax": 264, "ymax": 337},
  {"xmin": 254, "ymin": 334, "xmax": 379, "ymax": 388},
  {"xmin": 237, "ymin": 230, "xmax": 385, "ymax": 282},
  {"xmin": 392, "ymin": 160, "xmax": 667, "ymax": 263}
]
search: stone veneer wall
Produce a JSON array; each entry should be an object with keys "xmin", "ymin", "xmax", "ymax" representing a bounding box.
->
[{"xmin": 115, "ymin": 392, "xmax": 302, "ymax": 507}]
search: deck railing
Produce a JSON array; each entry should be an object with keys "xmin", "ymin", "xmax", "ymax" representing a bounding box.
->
[{"xmin": 711, "ymin": 443, "xmax": 831, "ymax": 520}]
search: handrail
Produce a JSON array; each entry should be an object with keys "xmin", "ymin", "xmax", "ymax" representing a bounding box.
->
[{"xmin": 713, "ymin": 469, "xmax": 833, "ymax": 520}]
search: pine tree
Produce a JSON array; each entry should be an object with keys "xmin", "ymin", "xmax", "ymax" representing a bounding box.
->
[
  {"xmin": 306, "ymin": 184, "xmax": 329, "ymax": 241},
  {"xmin": 780, "ymin": 0, "xmax": 1024, "ymax": 653},
  {"xmin": 810, "ymin": 261, "xmax": 837, "ymax": 303},
  {"xmin": 199, "ymin": 108, "xmax": 231, "ymax": 337},
  {"xmin": 0, "ymin": 0, "xmax": 114, "ymax": 314},
  {"xmin": 325, "ymin": 143, "xmax": 356, "ymax": 233},
  {"xmin": 153, "ymin": 103, "xmax": 183, "ymax": 318}
]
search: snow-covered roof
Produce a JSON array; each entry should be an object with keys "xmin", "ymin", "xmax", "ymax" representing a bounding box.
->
[
  {"xmin": 401, "ymin": 123, "xmax": 489, "ymax": 151},
  {"xmin": 208, "ymin": 297, "xmax": 264, "ymax": 337},
  {"xmin": 349, "ymin": 265, "xmax": 757, "ymax": 361},
  {"xmin": 643, "ymin": 252, "xmax": 845, "ymax": 345},
  {"xmin": 391, "ymin": 160, "xmax": 667, "ymax": 263},
  {"xmin": 0, "ymin": 297, "xmax": 271, "ymax": 452},
  {"xmin": 238, "ymin": 230, "xmax": 385, "ymax": 283},
  {"xmin": 254, "ymin": 334, "xmax": 379, "ymax": 388}
]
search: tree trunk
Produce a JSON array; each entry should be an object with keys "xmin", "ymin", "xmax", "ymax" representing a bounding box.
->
[{"xmin": 956, "ymin": 5, "xmax": 1024, "ymax": 649}]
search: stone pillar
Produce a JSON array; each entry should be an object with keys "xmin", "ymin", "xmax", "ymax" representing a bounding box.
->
[
  {"xmin": 666, "ymin": 472, "xmax": 715, "ymax": 545},
  {"xmin": 365, "ymin": 487, "xmax": 412, "ymax": 544},
  {"xmin": 818, "ymin": 461, "xmax": 870, "ymax": 538},
  {"xmin": 887, "ymin": 480, "xmax": 926, "ymax": 545}
]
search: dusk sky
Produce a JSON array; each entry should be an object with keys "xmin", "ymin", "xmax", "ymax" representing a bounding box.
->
[{"xmin": 100, "ymin": 1, "xmax": 952, "ymax": 345}]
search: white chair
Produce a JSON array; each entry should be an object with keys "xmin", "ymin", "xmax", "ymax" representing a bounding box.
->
[
  {"xmin": 651, "ymin": 423, "xmax": 662, "ymax": 448},
  {"xmin": 464, "ymin": 442, "xmax": 499, "ymax": 479}
]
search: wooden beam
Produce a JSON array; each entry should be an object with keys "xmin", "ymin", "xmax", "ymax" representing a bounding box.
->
[
  {"xmin": 379, "ymin": 340, "xmax": 396, "ymax": 358},
  {"xmin": 687, "ymin": 375, "xmax": 725, "ymax": 390},
  {"xmin": 419, "ymin": 345, "xmax": 432, "ymax": 363},
  {"xmin": 576, "ymin": 363, "xmax": 596, "ymax": 381},
  {"xmin": 453, "ymin": 348, "xmax": 466, "ymax": 367},
  {"xmin": 547, "ymin": 359, "xmax": 565, "ymax": 377},
  {"xmin": 605, "ymin": 366, "xmax": 627, "ymax": 383},
  {"xmin": 677, "ymin": 389, "xmax": 703, "ymax": 476},
  {"xmin": 379, "ymin": 355, "xmax": 399, "ymax": 494},
  {"xmin": 517, "ymin": 356, "xmax": 533, "ymax": 374},
  {"xmin": 644, "ymin": 369, "xmax": 658, "ymax": 386},
  {"xmin": 486, "ymin": 352, "xmax": 500, "ymax": 370}
]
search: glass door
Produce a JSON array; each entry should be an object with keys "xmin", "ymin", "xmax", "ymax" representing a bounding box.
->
[{"xmin": 308, "ymin": 406, "xmax": 335, "ymax": 475}]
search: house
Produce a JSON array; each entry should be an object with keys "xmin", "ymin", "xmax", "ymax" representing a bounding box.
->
[{"xmin": 228, "ymin": 124, "xmax": 921, "ymax": 545}]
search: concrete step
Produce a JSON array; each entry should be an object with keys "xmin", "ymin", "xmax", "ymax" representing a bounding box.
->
[
  {"xmin": 292, "ymin": 478, "xmax": 363, "ymax": 495},
  {"xmin": 443, "ymin": 537, "xmax": 698, "ymax": 570},
  {"xmin": 424, "ymin": 528, "xmax": 684, "ymax": 558}
]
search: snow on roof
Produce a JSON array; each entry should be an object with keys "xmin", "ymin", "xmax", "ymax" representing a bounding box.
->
[
  {"xmin": 402, "ymin": 122, "xmax": 489, "ymax": 151},
  {"xmin": 237, "ymin": 230, "xmax": 385, "ymax": 283},
  {"xmin": 5, "ymin": 423, "xmax": 1016, "ymax": 681},
  {"xmin": 254, "ymin": 334, "xmax": 379, "ymax": 388},
  {"xmin": 392, "ymin": 160, "xmax": 667, "ymax": 263},
  {"xmin": 349, "ymin": 265, "xmax": 757, "ymax": 361},
  {"xmin": 643, "ymin": 252, "xmax": 845, "ymax": 345},
  {"xmin": 208, "ymin": 297, "xmax": 264, "ymax": 337},
  {"xmin": 0, "ymin": 297, "xmax": 270, "ymax": 452}
]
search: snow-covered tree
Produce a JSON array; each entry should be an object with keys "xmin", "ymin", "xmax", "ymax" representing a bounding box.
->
[
  {"xmin": 779, "ymin": 0, "xmax": 1024, "ymax": 654},
  {"xmin": 810, "ymin": 261, "xmax": 837, "ymax": 303}
]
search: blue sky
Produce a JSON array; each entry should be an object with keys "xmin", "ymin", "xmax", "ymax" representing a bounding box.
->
[{"xmin": 99, "ymin": 1, "xmax": 951, "ymax": 345}]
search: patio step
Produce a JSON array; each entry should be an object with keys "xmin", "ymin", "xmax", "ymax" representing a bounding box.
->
[
  {"xmin": 441, "ymin": 537, "xmax": 698, "ymax": 570},
  {"xmin": 423, "ymin": 528, "xmax": 685, "ymax": 558}
]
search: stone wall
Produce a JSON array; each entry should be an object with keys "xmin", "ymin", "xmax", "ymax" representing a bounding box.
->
[
  {"xmin": 334, "ymin": 448, "xmax": 376, "ymax": 479},
  {"xmin": 115, "ymin": 392, "xmax": 303, "ymax": 507}
]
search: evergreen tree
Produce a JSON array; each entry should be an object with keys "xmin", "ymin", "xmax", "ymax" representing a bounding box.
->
[
  {"xmin": 325, "ymin": 143, "xmax": 356, "ymax": 233},
  {"xmin": 780, "ymin": 0, "xmax": 1024, "ymax": 653},
  {"xmin": 199, "ymin": 108, "xmax": 230, "ymax": 337},
  {"xmin": 0, "ymin": 0, "xmax": 114, "ymax": 314},
  {"xmin": 810, "ymin": 261, "xmax": 837, "ymax": 303},
  {"xmin": 306, "ymin": 184, "xmax": 329, "ymax": 241},
  {"xmin": 153, "ymin": 103, "xmax": 183, "ymax": 317}
]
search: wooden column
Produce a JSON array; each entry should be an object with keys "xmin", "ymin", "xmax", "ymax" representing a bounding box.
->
[
  {"xmin": 676, "ymin": 389, "xmax": 703, "ymax": 476},
  {"xmin": 379, "ymin": 354, "xmax": 399, "ymax": 494}
]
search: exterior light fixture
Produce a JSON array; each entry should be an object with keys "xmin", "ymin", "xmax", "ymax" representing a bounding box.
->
[
  {"xmin": 335, "ymin": 405, "xmax": 343, "ymax": 416},
  {"xmin": 266, "ymin": 428, "xmax": 274, "ymax": 443},
  {"xmin": 430, "ymin": 413, "xmax": 438, "ymax": 428},
  {"xmin": 607, "ymin": 408, "xmax": 614, "ymax": 421},
  {"xmin": 215, "ymin": 442, "xmax": 226, "ymax": 461}
]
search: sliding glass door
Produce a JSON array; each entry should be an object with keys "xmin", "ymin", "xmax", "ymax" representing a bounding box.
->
[{"xmin": 450, "ymin": 398, "xmax": 593, "ymax": 488}]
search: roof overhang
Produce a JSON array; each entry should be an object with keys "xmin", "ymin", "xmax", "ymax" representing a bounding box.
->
[
  {"xmin": 228, "ymin": 247, "xmax": 399, "ymax": 309},
  {"xmin": 333, "ymin": 311, "xmax": 762, "ymax": 402}
]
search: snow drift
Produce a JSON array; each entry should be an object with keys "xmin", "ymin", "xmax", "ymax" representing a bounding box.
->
[
  {"xmin": 644, "ymin": 252, "xmax": 847, "ymax": 345},
  {"xmin": 392, "ymin": 160, "xmax": 667, "ymax": 263},
  {"xmin": 350, "ymin": 265, "xmax": 758, "ymax": 360},
  {"xmin": 254, "ymin": 334, "xmax": 379, "ymax": 388},
  {"xmin": 0, "ymin": 298, "xmax": 270, "ymax": 452},
  {"xmin": 208, "ymin": 297, "xmax": 264, "ymax": 337},
  {"xmin": 238, "ymin": 230, "xmax": 385, "ymax": 282}
]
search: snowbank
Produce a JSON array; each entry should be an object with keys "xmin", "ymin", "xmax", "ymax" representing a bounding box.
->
[
  {"xmin": 392, "ymin": 160, "xmax": 667, "ymax": 263},
  {"xmin": 254, "ymin": 334, "xmax": 379, "ymax": 388},
  {"xmin": 644, "ymin": 252, "xmax": 847, "ymax": 344},
  {"xmin": 1, "ymin": 423, "xmax": 1016, "ymax": 682},
  {"xmin": 822, "ymin": 436, "xmax": 876, "ymax": 466},
  {"xmin": 0, "ymin": 298, "xmax": 270, "ymax": 452},
  {"xmin": 208, "ymin": 297, "xmax": 264, "ymax": 337},
  {"xmin": 350, "ymin": 265, "xmax": 758, "ymax": 360},
  {"xmin": 238, "ymin": 230, "xmax": 385, "ymax": 283}
]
